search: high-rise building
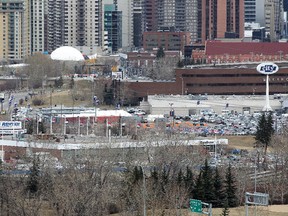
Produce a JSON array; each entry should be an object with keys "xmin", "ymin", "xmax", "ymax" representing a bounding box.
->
[
  {"xmin": 244, "ymin": 1, "xmax": 266, "ymax": 27},
  {"xmin": 117, "ymin": 0, "xmax": 133, "ymax": 49},
  {"xmin": 199, "ymin": 0, "xmax": 244, "ymax": 43},
  {"xmin": 133, "ymin": 0, "xmax": 143, "ymax": 48},
  {"xmin": 0, "ymin": 0, "xmax": 32, "ymax": 63},
  {"xmin": 143, "ymin": 0, "xmax": 158, "ymax": 32},
  {"xmin": 47, "ymin": 0, "xmax": 67, "ymax": 53},
  {"xmin": 142, "ymin": 0, "xmax": 198, "ymax": 43},
  {"xmin": 30, "ymin": 0, "xmax": 45, "ymax": 53},
  {"xmin": 284, "ymin": 0, "xmax": 288, "ymax": 11},
  {"xmin": 143, "ymin": 0, "xmax": 242, "ymax": 44},
  {"xmin": 104, "ymin": 4, "xmax": 122, "ymax": 52},
  {"xmin": 265, "ymin": 0, "xmax": 284, "ymax": 41},
  {"xmin": 47, "ymin": 0, "xmax": 103, "ymax": 55},
  {"xmin": 245, "ymin": 0, "xmax": 257, "ymax": 23}
]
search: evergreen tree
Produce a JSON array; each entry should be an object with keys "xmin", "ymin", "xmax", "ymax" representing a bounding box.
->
[
  {"xmin": 69, "ymin": 76, "xmax": 75, "ymax": 89},
  {"xmin": 184, "ymin": 166, "xmax": 194, "ymax": 197},
  {"xmin": 160, "ymin": 166, "xmax": 170, "ymax": 195},
  {"xmin": 132, "ymin": 166, "xmax": 143, "ymax": 184},
  {"xmin": 26, "ymin": 156, "xmax": 40, "ymax": 194},
  {"xmin": 255, "ymin": 111, "xmax": 274, "ymax": 157},
  {"xmin": 151, "ymin": 166, "xmax": 159, "ymax": 190},
  {"xmin": 26, "ymin": 120, "xmax": 34, "ymax": 134},
  {"xmin": 151, "ymin": 167, "xmax": 158, "ymax": 182},
  {"xmin": 193, "ymin": 171, "xmax": 204, "ymax": 201},
  {"xmin": 54, "ymin": 76, "xmax": 64, "ymax": 88},
  {"xmin": 103, "ymin": 83, "xmax": 115, "ymax": 105},
  {"xmin": 177, "ymin": 169, "xmax": 184, "ymax": 186},
  {"xmin": 202, "ymin": 159, "xmax": 215, "ymax": 203},
  {"xmin": 38, "ymin": 121, "xmax": 46, "ymax": 134},
  {"xmin": 0, "ymin": 159, "xmax": 2, "ymax": 174},
  {"xmin": 255, "ymin": 112, "xmax": 267, "ymax": 146},
  {"xmin": 177, "ymin": 60, "xmax": 184, "ymax": 68},
  {"xmin": 213, "ymin": 167, "xmax": 225, "ymax": 207},
  {"xmin": 224, "ymin": 164, "xmax": 238, "ymax": 207},
  {"xmin": 221, "ymin": 198, "xmax": 230, "ymax": 216},
  {"xmin": 156, "ymin": 47, "xmax": 165, "ymax": 59}
]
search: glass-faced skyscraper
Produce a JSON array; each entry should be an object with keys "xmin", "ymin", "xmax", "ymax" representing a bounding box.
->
[{"xmin": 104, "ymin": 4, "xmax": 122, "ymax": 52}]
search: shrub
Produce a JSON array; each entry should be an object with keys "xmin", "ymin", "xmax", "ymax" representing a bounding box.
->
[
  {"xmin": 19, "ymin": 98, "xmax": 24, "ymax": 105},
  {"xmin": 107, "ymin": 203, "xmax": 120, "ymax": 214},
  {"xmin": 32, "ymin": 98, "xmax": 44, "ymax": 106}
]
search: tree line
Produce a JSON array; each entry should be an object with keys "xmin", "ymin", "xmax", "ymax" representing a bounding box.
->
[{"xmin": 0, "ymin": 153, "xmax": 239, "ymax": 216}]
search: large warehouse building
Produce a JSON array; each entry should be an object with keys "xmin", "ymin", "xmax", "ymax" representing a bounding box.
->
[{"xmin": 128, "ymin": 62, "xmax": 288, "ymax": 100}]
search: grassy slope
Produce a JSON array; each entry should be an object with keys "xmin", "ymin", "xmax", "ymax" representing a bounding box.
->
[
  {"xmin": 109, "ymin": 206, "xmax": 288, "ymax": 216},
  {"xmin": 222, "ymin": 135, "xmax": 256, "ymax": 150}
]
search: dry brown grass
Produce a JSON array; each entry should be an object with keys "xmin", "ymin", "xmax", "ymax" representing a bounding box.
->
[
  {"xmin": 110, "ymin": 205, "xmax": 288, "ymax": 216},
  {"xmin": 222, "ymin": 135, "xmax": 256, "ymax": 150},
  {"xmin": 31, "ymin": 90, "xmax": 90, "ymax": 107}
]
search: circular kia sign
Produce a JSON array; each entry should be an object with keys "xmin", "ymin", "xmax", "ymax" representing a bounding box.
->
[{"xmin": 256, "ymin": 62, "xmax": 279, "ymax": 75}]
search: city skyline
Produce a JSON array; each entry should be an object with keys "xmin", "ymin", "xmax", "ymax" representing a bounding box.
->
[{"xmin": 0, "ymin": 0, "xmax": 287, "ymax": 63}]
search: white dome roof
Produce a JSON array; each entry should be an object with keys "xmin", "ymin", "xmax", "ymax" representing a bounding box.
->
[{"xmin": 51, "ymin": 46, "xmax": 85, "ymax": 61}]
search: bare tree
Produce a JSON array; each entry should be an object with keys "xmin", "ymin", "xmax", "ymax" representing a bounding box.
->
[
  {"xmin": 146, "ymin": 57, "xmax": 178, "ymax": 80},
  {"xmin": 22, "ymin": 53, "xmax": 62, "ymax": 89},
  {"xmin": 265, "ymin": 132, "xmax": 288, "ymax": 204}
]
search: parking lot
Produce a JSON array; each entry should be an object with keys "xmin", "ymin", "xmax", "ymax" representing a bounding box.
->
[{"xmin": 131, "ymin": 107, "xmax": 286, "ymax": 137}]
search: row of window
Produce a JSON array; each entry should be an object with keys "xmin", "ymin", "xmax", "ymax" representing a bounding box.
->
[
  {"xmin": 187, "ymin": 83, "xmax": 284, "ymax": 87},
  {"xmin": 182, "ymin": 74, "xmax": 288, "ymax": 78}
]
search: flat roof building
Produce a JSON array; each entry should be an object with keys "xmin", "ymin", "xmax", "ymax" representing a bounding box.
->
[
  {"xmin": 200, "ymin": 0, "xmax": 244, "ymax": 43},
  {"xmin": 143, "ymin": 31, "xmax": 191, "ymax": 53},
  {"xmin": 127, "ymin": 63, "xmax": 288, "ymax": 100}
]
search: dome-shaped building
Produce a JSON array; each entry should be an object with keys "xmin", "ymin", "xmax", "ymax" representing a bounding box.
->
[{"xmin": 50, "ymin": 46, "xmax": 85, "ymax": 61}]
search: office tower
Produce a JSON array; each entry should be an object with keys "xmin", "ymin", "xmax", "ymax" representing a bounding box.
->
[
  {"xmin": 265, "ymin": 0, "xmax": 284, "ymax": 41},
  {"xmin": 104, "ymin": 4, "xmax": 122, "ymax": 52},
  {"xmin": 158, "ymin": 0, "xmax": 197, "ymax": 31},
  {"xmin": 245, "ymin": 0, "xmax": 257, "ymax": 23},
  {"xmin": 47, "ymin": 0, "xmax": 67, "ymax": 53},
  {"xmin": 31, "ymin": 0, "xmax": 45, "ymax": 53},
  {"xmin": 244, "ymin": 0, "xmax": 265, "ymax": 26},
  {"xmin": 199, "ymin": 0, "xmax": 244, "ymax": 43},
  {"xmin": 284, "ymin": 0, "xmax": 288, "ymax": 11},
  {"xmin": 47, "ymin": 0, "xmax": 103, "ymax": 55},
  {"xmin": 117, "ymin": 0, "xmax": 133, "ymax": 49},
  {"xmin": 143, "ymin": 0, "xmax": 158, "ymax": 32},
  {"xmin": 0, "ymin": 0, "xmax": 32, "ymax": 63},
  {"xmin": 143, "ymin": 0, "xmax": 198, "ymax": 43},
  {"xmin": 103, "ymin": 0, "xmax": 133, "ymax": 50},
  {"xmin": 133, "ymin": 0, "xmax": 143, "ymax": 48},
  {"xmin": 283, "ymin": 0, "xmax": 288, "ymax": 37}
]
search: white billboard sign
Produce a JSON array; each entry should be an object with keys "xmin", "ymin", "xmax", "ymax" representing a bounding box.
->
[
  {"xmin": 245, "ymin": 192, "xmax": 269, "ymax": 206},
  {"xmin": 112, "ymin": 71, "xmax": 123, "ymax": 80},
  {"xmin": 0, "ymin": 121, "xmax": 22, "ymax": 130},
  {"xmin": 256, "ymin": 62, "xmax": 279, "ymax": 75}
]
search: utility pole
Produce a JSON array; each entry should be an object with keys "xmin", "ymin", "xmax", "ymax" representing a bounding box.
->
[{"xmin": 140, "ymin": 166, "xmax": 147, "ymax": 216}]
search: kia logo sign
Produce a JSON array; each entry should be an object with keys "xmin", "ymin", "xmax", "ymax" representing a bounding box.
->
[{"xmin": 256, "ymin": 62, "xmax": 279, "ymax": 75}]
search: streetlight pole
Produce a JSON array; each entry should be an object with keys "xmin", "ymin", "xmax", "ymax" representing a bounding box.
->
[
  {"xmin": 169, "ymin": 103, "xmax": 174, "ymax": 129},
  {"xmin": 63, "ymin": 115, "xmax": 66, "ymax": 135},
  {"xmin": 180, "ymin": 77, "xmax": 184, "ymax": 95},
  {"xmin": 140, "ymin": 166, "xmax": 147, "ymax": 216},
  {"xmin": 214, "ymin": 135, "xmax": 217, "ymax": 166}
]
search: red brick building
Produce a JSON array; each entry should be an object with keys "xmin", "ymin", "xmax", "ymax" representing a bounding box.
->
[
  {"xmin": 191, "ymin": 41, "xmax": 288, "ymax": 63},
  {"xmin": 200, "ymin": 0, "xmax": 244, "ymax": 43},
  {"xmin": 127, "ymin": 64, "xmax": 288, "ymax": 99},
  {"xmin": 142, "ymin": 31, "xmax": 191, "ymax": 53}
]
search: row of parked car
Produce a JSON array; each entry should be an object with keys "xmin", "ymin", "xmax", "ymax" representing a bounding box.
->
[{"xmin": 130, "ymin": 109, "xmax": 287, "ymax": 136}]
